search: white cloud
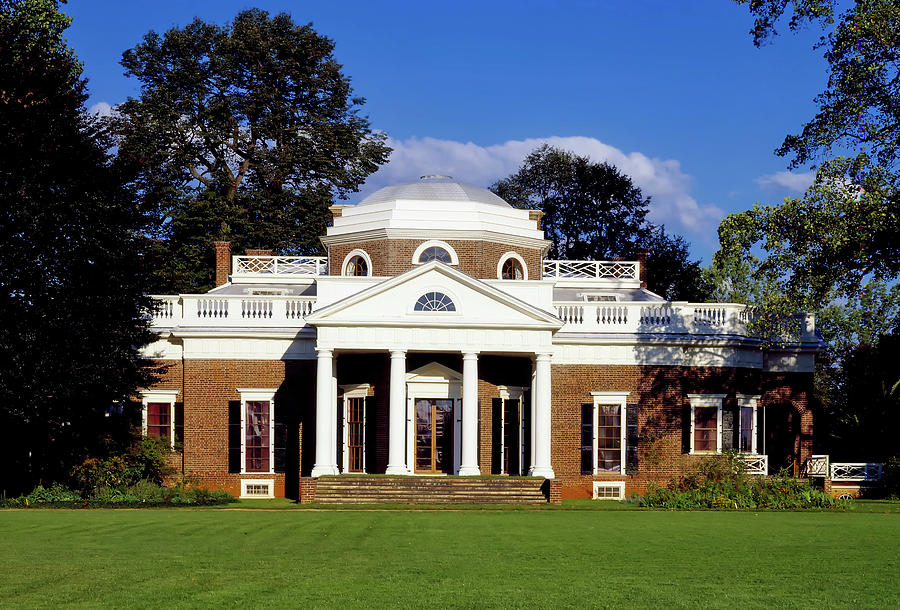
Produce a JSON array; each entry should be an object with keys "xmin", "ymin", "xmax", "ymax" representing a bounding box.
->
[
  {"xmin": 353, "ymin": 135, "xmax": 724, "ymax": 245},
  {"xmin": 756, "ymin": 170, "xmax": 815, "ymax": 193},
  {"xmin": 89, "ymin": 101, "xmax": 114, "ymax": 117}
]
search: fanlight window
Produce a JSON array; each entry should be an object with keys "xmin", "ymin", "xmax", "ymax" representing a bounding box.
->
[
  {"xmin": 414, "ymin": 292, "xmax": 456, "ymax": 312},
  {"xmin": 345, "ymin": 255, "xmax": 368, "ymax": 276},
  {"xmin": 418, "ymin": 246, "xmax": 452, "ymax": 264},
  {"xmin": 501, "ymin": 257, "xmax": 524, "ymax": 280}
]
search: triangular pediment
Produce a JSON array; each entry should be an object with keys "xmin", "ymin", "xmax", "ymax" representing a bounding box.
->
[
  {"xmin": 306, "ymin": 261, "xmax": 562, "ymax": 330},
  {"xmin": 406, "ymin": 362, "xmax": 462, "ymax": 382}
]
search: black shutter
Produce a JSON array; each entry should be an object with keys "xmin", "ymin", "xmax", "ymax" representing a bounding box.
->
[
  {"xmin": 364, "ymin": 395, "xmax": 375, "ymax": 474},
  {"xmin": 625, "ymin": 403, "xmax": 639, "ymax": 475},
  {"xmin": 274, "ymin": 402, "xmax": 287, "ymax": 473},
  {"xmin": 174, "ymin": 402, "xmax": 184, "ymax": 445},
  {"xmin": 522, "ymin": 396, "xmax": 531, "ymax": 474},
  {"xmin": 682, "ymin": 404, "xmax": 692, "ymax": 454},
  {"xmin": 491, "ymin": 398, "xmax": 503, "ymax": 474},
  {"xmin": 757, "ymin": 406, "xmax": 766, "ymax": 456},
  {"xmin": 580, "ymin": 403, "xmax": 593, "ymax": 475},
  {"xmin": 722, "ymin": 407, "xmax": 735, "ymax": 451},
  {"xmin": 227, "ymin": 400, "xmax": 241, "ymax": 473}
]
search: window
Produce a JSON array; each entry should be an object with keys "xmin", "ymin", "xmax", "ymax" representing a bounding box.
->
[
  {"xmin": 687, "ymin": 394, "xmax": 725, "ymax": 455},
  {"xmin": 414, "ymin": 291, "xmax": 456, "ymax": 312},
  {"xmin": 497, "ymin": 252, "xmax": 527, "ymax": 280},
  {"xmin": 341, "ymin": 384, "xmax": 371, "ymax": 474},
  {"xmin": 580, "ymin": 392, "xmax": 634, "ymax": 475},
  {"xmin": 736, "ymin": 394, "xmax": 761, "ymax": 454},
  {"xmin": 581, "ymin": 294, "xmax": 619, "ymax": 302},
  {"xmin": 418, "ymin": 246, "xmax": 452, "ymax": 264},
  {"xmin": 236, "ymin": 388, "xmax": 277, "ymax": 474},
  {"xmin": 342, "ymin": 249, "xmax": 372, "ymax": 276},
  {"xmin": 139, "ymin": 389, "xmax": 180, "ymax": 448}
]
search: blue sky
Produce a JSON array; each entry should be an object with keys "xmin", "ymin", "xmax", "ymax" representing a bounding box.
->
[{"xmin": 63, "ymin": 0, "xmax": 830, "ymax": 261}]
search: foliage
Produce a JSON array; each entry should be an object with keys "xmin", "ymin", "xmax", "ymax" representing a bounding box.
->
[
  {"xmin": 491, "ymin": 144, "xmax": 713, "ymax": 300},
  {"xmin": 0, "ymin": 0, "xmax": 153, "ymax": 496},
  {"xmin": 641, "ymin": 452, "xmax": 847, "ymax": 509},
  {"xmin": 1, "ymin": 480, "xmax": 235, "ymax": 508},
  {"xmin": 884, "ymin": 455, "xmax": 900, "ymax": 498},
  {"xmin": 70, "ymin": 437, "xmax": 175, "ymax": 494},
  {"xmin": 110, "ymin": 9, "xmax": 391, "ymax": 292}
]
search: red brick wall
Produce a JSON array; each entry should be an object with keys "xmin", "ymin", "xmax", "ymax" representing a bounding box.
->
[{"xmin": 328, "ymin": 238, "xmax": 542, "ymax": 280}]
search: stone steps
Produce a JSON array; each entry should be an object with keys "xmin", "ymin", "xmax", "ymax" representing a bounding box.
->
[{"xmin": 312, "ymin": 476, "xmax": 549, "ymax": 504}]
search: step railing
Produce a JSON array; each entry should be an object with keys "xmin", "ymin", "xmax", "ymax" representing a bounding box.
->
[
  {"xmin": 150, "ymin": 295, "xmax": 316, "ymax": 328},
  {"xmin": 830, "ymin": 462, "xmax": 883, "ymax": 482},
  {"xmin": 741, "ymin": 453, "xmax": 768, "ymax": 475}
]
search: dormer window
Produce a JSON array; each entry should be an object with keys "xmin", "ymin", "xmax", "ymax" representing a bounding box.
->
[
  {"xmin": 418, "ymin": 247, "xmax": 452, "ymax": 264},
  {"xmin": 414, "ymin": 292, "xmax": 456, "ymax": 312}
]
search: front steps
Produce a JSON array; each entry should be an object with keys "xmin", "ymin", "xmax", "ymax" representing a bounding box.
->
[{"xmin": 306, "ymin": 476, "xmax": 553, "ymax": 504}]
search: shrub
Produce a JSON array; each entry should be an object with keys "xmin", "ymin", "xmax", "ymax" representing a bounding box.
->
[
  {"xmin": 70, "ymin": 437, "xmax": 174, "ymax": 494},
  {"xmin": 3, "ymin": 480, "xmax": 236, "ymax": 508},
  {"xmin": 642, "ymin": 452, "xmax": 848, "ymax": 510},
  {"xmin": 884, "ymin": 456, "xmax": 900, "ymax": 499}
]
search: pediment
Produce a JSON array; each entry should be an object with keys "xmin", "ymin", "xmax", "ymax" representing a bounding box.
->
[
  {"xmin": 306, "ymin": 261, "xmax": 562, "ymax": 330},
  {"xmin": 406, "ymin": 362, "xmax": 462, "ymax": 382}
]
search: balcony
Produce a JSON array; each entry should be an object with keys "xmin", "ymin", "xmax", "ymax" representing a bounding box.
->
[
  {"xmin": 231, "ymin": 256, "xmax": 327, "ymax": 283},
  {"xmin": 150, "ymin": 295, "xmax": 316, "ymax": 329}
]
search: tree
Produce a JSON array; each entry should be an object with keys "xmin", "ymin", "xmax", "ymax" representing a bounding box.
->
[
  {"xmin": 110, "ymin": 9, "xmax": 391, "ymax": 293},
  {"xmin": 491, "ymin": 144, "xmax": 712, "ymax": 300},
  {"xmin": 0, "ymin": 0, "xmax": 152, "ymax": 494}
]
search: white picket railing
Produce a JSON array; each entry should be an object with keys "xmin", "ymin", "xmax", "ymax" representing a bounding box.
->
[
  {"xmin": 830, "ymin": 462, "xmax": 883, "ymax": 482},
  {"xmin": 741, "ymin": 453, "xmax": 768, "ymax": 475},
  {"xmin": 232, "ymin": 256, "xmax": 328, "ymax": 277},
  {"xmin": 552, "ymin": 301, "xmax": 760, "ymax": 335},
  {"xmin": 543, "ymin": 259, "xmax": 639, "ymax": 281},
  {"xmin": 150, "ymin": 295, "xmax": 316, "ymax": 328}
]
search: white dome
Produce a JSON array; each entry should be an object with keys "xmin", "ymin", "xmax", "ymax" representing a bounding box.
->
[{"xmin": 358, "ymin": 175, "xmax": 511, "ymax": 208}]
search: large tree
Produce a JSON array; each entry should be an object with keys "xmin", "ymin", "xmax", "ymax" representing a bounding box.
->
[
  {"xmin": 0, "ymin": 0, "xmax": 152, "ymax": 494},
  {"xmin": 491, "ymin": 144, "xmax": 712, "ymax": 300},
  {"xmin": 111, "ymin": 9, "xmax": 391, "ymax": 292}
]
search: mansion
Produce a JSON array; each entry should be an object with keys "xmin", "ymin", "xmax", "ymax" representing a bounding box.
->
[{"xmin": 143, "ymin": 175, "xmax": 821, "ymax": 501}]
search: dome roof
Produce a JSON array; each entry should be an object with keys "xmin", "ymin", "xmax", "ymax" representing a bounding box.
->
[{"xmin": 357, "ymin": 175, "xmax": 511, "ymax": 208}]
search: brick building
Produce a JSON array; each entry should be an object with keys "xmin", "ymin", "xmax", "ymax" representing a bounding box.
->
[{"xmin": 143, "ymin": 175, "xmax": 821, "ymax": 500}]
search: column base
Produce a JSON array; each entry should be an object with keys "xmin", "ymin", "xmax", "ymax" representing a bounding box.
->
[
  {"xmin": 385, "ymin": 464, "xmax": 410, "ymax": 475},
  {"xmin": 311, "ymin": 464, "xmax": 340, "ymax": 477},
  {"xmin": 457, "ymin": 465, "xmax": 481, "ymax": 476},
  {"xmin": 528, "ymin": 466, "xmax": 555, "ymax": 479}
]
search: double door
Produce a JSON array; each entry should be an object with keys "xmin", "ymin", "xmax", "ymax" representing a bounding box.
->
[{"xmin": 415, "ymin": 398, "xmax": 454, "ymax": 474}]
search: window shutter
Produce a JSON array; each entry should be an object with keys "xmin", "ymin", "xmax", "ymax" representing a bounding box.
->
[
  {"xmin": 756, "ymin": 406, "xmax": 766, "ymax": 456},
  {"xmin": 625, "ymin": 403, "xmax": 639, "ymax": 475},
  {"xmin": 274, "ymin": 402, "xmax": 287, "ymax": 473},
  {"xmin": 580, "ymin": 403, "xmax": 593, "ymax": 475},
  {"xmin": 491, "ymin": 398, "xmax": 503, "ymax": 475},
  {"xmin": 174, "ymin": 402, "xmax": 184, "ymax": 445},
  {"xmin": 522, "ymin": 396, "xmax": 532, "ymax": 473},
  {"xmin": 227, "ymin": 400, "xmax": 241, "ymax": 473},
  {"xmin": 722, "ymin": 407, "xmax": 735, "ymax": 451},
  {"xmin": 682, "ymin": 404, "xmax": 692, "ymax": 454},
  {"xmin": 364, "ymin": 395, "xmax": 375, "ymax": 474}
]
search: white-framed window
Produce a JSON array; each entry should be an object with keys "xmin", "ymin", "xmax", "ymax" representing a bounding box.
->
[
  {"xmin": 592, "ymin": 481, "xmax": 626, "ymax": 500},
  {"xmin": 581, "ymin": 392, "xmax": 629, "ymax": 475},
  {"xmin": 688, "ymin": 394, "xmax": 726, "ymax": 454},
  {"xmin": 413, "ymin": 291, "xmax": 456, "ymax": 312},
  {"xmin": 340, "ymin": 384, "xmax": 370, "ymax": 474},
  {"xmin": 497, "ymin": 252, "xmax": 527, "ymax": 280},
  {"xmin": 342, "ymin": 249, "xmax": 372, "ymax": 276},
  {"xmin": 580, "ymin": 293, "xmax": 619, "ymax": 302},
  {"xmin": 494, "ymin": 386, "xmax": 527, "ymax": 475},
  {"xmin": 139, "ymin": 389, "xmax": 179, "ymax": 448},
  {"xmin": 736, "ymin": 394, "xmax": 761, "ymax": 454},
  {"xmin": 237, "ymin": 388, "xmax": 277, "ymax": 474},
  {"xmin": 245, "ymin": 288, "xmax": 290, "ymax": 296},
  {"xmin": 240, "ymin": 479, "xmax": 274, "ymax": 498},
  {"xmin": 412, "ymin": 240, "xmax": 459, "ymax": 265}
]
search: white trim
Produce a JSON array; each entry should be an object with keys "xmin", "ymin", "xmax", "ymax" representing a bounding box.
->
[
  {"xmin": 590, "ymin": 392, "xmax": 629, "ymax": 475},
  {"xmin": 592, "ymin": 481, "xmax": 626, "ymax": 500},
  {"xmin": 240, "ymin": 479, "xmax": 274, "ymax": 499},
  {"xmin": 497, "ymin": 251, "xmax": 528, "ymax": 280},
  {"xmin": 687, "ymin": 394, "xmax": 725, "ymax": 454},
  {"xmin": 412, "ymin": 240, "xmax": 459, "ymax": 265},
  {"xmin": 496, "ymin": 385, "xmax": 528, "ymax": 475},
  {"xmin": 237, "ymin": 388, "xmax": 278, "ymax": 475},
  {"xmin": 138, "ymin": 389, "xmax": 179, "ymax": 448},
  {"xmin": 406, "ymin": 362, "xmax": 462, "ymax": 474},
  {"xmin": 340, "ymin": 383, "xmax": 371, "ymax": 473},
  {"xmin": 341, "ymin": 249, "xmax": 373, "ymax": 277}
]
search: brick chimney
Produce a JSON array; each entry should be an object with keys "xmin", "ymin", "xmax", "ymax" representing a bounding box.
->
[
  {"xmin": 214, "ymin": 241, "xmax": 232, "ymax": 287},
  {"xmin": 245, "ymin": 249, "xmax": 273, "ymax": 257},
  {"xmin": 637, "ymin": 248, "xmax": 649, "ymax": 288}
]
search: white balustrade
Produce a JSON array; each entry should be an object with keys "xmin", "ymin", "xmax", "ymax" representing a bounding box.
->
[
  {"xmin": 148, "ymin": 295, "xmax": 316, "ymax": 328},
  {"xmin": 830, "ymin": 462, "xmax": 883, "ymax": 482},
  {"xmin": 543, "ymin": 259, "xmax": 639, "ymax": 281},
  {"xmin": 740, "ymin": 453, "xmax": 768, "ymax": 475},
  {"xmin": 805, "ymin": 454, "xmax": 830, "ymax": 477},
  {"xmin": 149, "ymin": 296, "xmax": 182, "ymax": 327},
  {"xmin": 553, "ymin": 301, "xmax": 755, "ymax": 335},
  {"xmin": 233, "ymin": 256, "xmax": 327, "ymax": 277}
]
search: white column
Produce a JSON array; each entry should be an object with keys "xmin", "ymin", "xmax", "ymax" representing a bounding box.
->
[
  {"xmin": 529, "ymin": 352, "xmax": 555, "ymax": 478},
  {"xmin": 386, "ymin": 349, "xmax": 409, "ymax": 475},
  {"xmin": 311, "ymin": 348, "xmax": 339, "ymax": 476},
  {"xmin": 458, "ymin": 351, "xmax": 481, "ymax": 476}
]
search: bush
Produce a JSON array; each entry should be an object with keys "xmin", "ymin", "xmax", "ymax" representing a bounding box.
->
[
  {"xmin": 641, "ymin": 452, "xmax": 848, "ymax": 510},
  {"xmin": 70, "ymin": 437, "xmax": 174, "ymax": 494},
  {"xmin": 1, "ymin": 480, "xmax": 236, "ymax": 508},
  {"xmin": 884, "ymin": 456, "xmax": 900, "ymax": 499}
]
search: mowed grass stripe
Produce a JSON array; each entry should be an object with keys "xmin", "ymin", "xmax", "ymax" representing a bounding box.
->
[{"xmin": 0, "ymin": 510, "xmax": 897, "ymax": 608}]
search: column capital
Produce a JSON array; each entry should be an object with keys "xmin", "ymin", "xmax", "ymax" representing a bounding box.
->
[
  {"xmin": 534, "ymin": 352, "xmax": 552, "ymax": 362},
  {"xmin": 389, "ymin": 349, "xmax": 407, "ymax": 359},
  {"xmin": 316, "ymin": 347, "xmax": 333, "ymax": 358},
  {"xmin": 462, "ymin": 351, "xmax": 480, "ymax": 360}
]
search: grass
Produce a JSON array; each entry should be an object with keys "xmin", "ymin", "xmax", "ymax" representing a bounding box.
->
[{"xmin": 1, "ymin": 504, "xmax": 898, "ymax": 608}]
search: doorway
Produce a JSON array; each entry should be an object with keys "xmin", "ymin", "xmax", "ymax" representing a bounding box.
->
[{"xmin": 415, "ymin": 398, "xmax": 454, "ymax": 474}]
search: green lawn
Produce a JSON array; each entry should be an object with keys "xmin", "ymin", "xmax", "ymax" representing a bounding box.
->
[{"xmin": 1, "ymin": 505, "xmax": 898, "ymax": 608}]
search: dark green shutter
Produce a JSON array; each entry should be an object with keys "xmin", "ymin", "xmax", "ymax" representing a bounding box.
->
[
  {"xmin": 491, "ymin": 398, "xmax": 503, "ymax": 474},
  {"xmin": 174, "ymin": 402, "xmax": 184, "ymax": 445},
  {"xmin": 580, "ymin": 403, "xmax": 593, "ymax": 475},
  {"xmin": 756, "ymin": 406, "xmax": 766, "ymax": 455},
  {"xmin": 682, "ymin": 404, "xmax": 692, "ymax": 454},
  {"xmin": 274, "ymin": 402, "xmax": 287, "ymax": 473},
  {"xmin": 522, "ymin": 397, "xmax": 532, "ymax": 473},
  {"xmin": 722, "ymin": 407, "xmax": 735, "ymax": 451},
  {"xmin": 625, "ymin": 403, "xmax": 639, "ymax": 475},
  {"xmin": 227, "ymin": 400, "xmax": 241, "ymax": 473}
]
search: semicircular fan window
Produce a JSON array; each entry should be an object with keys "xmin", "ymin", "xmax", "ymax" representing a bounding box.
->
[{"xmin": 414, "ymin": 292, "xmax": 456, "ymax": 312}]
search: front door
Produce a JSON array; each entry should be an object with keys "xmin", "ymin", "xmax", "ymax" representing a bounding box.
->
[{"xmin": 415, "ymin": 398, "xmax": 454, "ymax": 474}]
